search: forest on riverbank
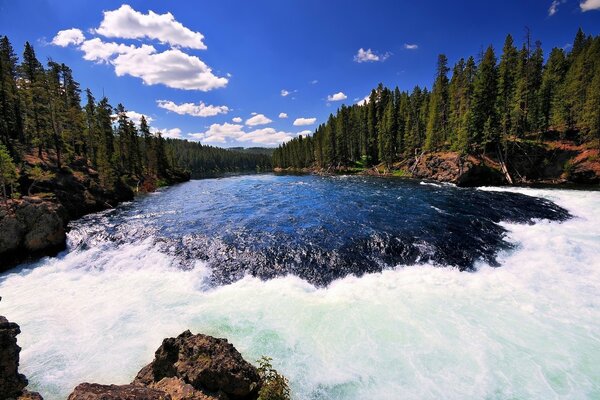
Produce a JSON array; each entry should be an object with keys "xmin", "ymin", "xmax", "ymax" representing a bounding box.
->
[{"xmin": 273, "ymin": 28, "xmax": 600, "ymax": 183}]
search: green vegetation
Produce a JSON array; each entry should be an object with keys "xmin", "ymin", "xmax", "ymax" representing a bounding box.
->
[
  {"xmin": 273, "ymin": 28, "xmax": 600, "ymax": 170},
  {"xmin": 257, "ymin": 356, "xmax": 291, "ymax": 400},
  {"xmin": 0, "ymin": 143, "xmax": 18, "ymax": 203},
  {"xmin": 0, "ymin": 36, "xmax": 271, "ymax": 197}
]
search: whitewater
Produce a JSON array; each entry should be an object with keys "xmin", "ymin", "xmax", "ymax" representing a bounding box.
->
[{"xmin": 0, "ymin": 181, "xmax": 599, "ymax": 399}]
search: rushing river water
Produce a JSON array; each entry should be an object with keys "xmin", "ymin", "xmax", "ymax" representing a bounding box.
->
[{"xmin": 0, "ymin": 175, "xmax": 599, "ymax": 399}]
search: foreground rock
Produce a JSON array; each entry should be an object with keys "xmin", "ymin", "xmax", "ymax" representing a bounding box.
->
[
  {"xmin": 0, "ymin": 316, "xmax": 43, "ymax": 400},
  {"xmin": 70, "ymin": 330, "xmax": 262, "ymax": 400},
  {"xmin": 133, "ymin": 330, "xmax": 261, "ymax": 399},
  {"xmin": 67, "ymin": 383, "xmax": 171, "ymax": 400}
]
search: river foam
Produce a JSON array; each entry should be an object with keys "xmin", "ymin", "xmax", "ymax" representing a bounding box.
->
[{"xmin": 0, "ymin": 186, "xmax": 599, "ymax": 399}]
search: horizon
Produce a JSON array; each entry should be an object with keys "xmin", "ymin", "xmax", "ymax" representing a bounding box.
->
[{"xmin": 1, "ymin": 0, "xmax": 599, "ymax": 148}]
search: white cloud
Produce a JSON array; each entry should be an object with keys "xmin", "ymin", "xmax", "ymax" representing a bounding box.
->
[
  {"xmin": 549, "ymin": 0, "xmax": 566, "ymax": 15},
  {"xmin": 52, "ymin": 28, "xmax": 85, "ymax": 47},
  {"xmin": 152, "ymin": 127, "xmax": 182, "ymax": 139},
  {"xmin": 111, "ymin": 110, "xmax": 154, "ymax": 125},
  {"xmin": 354, "ymin": 48, "xmax": 390, "ymax": 63},
  {"xmin": 157, "ymin": 99, "xmax": 229, "ymax": 117},
  {"xmin": 404, "ymin": 43, "xmax": 419, "ymax": 50},
  {"xmin": 94, "ymin": 4, "xmax": 206, "ymax": 49},
  {"xmin": 297, "ymin": 130, "xmax": 312, "ymax": 136},
  {"xmin": 279, "ymin": 112, "xmax": 288, "ymax": 119},
  {"xmin": 327, "ymin": 92, "xmax": 347, "ymax": 101},
  {"xmin": 581, "ymin": 0, "xmax": 600, "ymax": 11},
  {"xmin": 245, "ymin": 114, "xmax": 272, "ymax": 126},
  {"xmin": 188, "ymin": 123, "xmax": 295, "ymax": 146},
  {"xmin": 232, "ymin": 117, "xmax": 242, "ymax": 123},
  {"xmin": 311, "ymin": 79, "xmax": 318, "ymax": 84},
  {"xmin": 356, "ymin": 94, "xmax": 370, "ymax": 106},
  {"xmin": 77, "ymin": 38, "xmax": 227, "ymax": 91},
  {"xmin": 293, "ymin": 117, "xmax": 317, "ymax": 126},
  {"xmin": 250, "ymin": 112, "xmax": 258, "ymax": 115},
  {"xmin": 281, "ymin": 89, "xmax": 290, "ymax": 97}
]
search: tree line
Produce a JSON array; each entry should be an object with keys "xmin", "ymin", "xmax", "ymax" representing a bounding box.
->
[
  {"xmin": 273, "ymin": 28, "xmax": 600, "ymax": 170},
  {"xmin": 0, "ymin": 36, "xmax": 269, "ymax": 198}
]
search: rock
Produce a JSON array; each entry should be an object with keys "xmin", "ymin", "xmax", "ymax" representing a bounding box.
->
[
  {"xmin": 149, "ymin": 377, "xmax": 226, "ymax": 400},
  {"xmin": 0, "ymin": 199, "xmax": 67, "ymax": 271},
  {"xmin": 0, "ymin": 316, "xmax": 28, "ymax": 399},
  {"xmin": 67, "ymin": 383, "xmax": 171, "ymax": 400},
  {"xmin": 134, "ymin": 330, "xmax": 261, "ymax": 399},
  {"xmin": 17, "ymin": 390, "xmax": 44, "ymax": 400},
  {"xmin": 410, "ymin": 152, "xmax": 505, "ymax": 187}
]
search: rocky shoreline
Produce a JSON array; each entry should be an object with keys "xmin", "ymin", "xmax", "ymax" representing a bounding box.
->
[
  {"xmin": 0, "ymin": 155, "xmax": 189, "ymax": 272},
  {"xmin": 1, "ymin": 316, "xmax": 287, "ymax": 400},
  {"xmin": 275, "ymin": 139, "xmax": 600, "ymax": 187}
]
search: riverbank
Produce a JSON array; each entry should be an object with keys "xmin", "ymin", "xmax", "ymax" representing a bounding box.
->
[
  {"xmin": 0, "ymin": 151, "xmax": 189, "ymax": 271},
  {"xmin": 275, "ymin": 138, "xmax": 600, "ymax": 187}
]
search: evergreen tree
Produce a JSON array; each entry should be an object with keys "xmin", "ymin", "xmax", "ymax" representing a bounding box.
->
[
  {"xmin": 425, "ymin": 54, "xmax": 450, "ymax": 150},
  {"xmin": 467, "ymin": 46, "xmax": 498, "ymax": 149}
]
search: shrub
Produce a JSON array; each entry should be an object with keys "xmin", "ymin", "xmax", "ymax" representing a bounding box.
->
[{"xmin": 257, "ymin": 356, "xmax": 291, "ymax": 400}]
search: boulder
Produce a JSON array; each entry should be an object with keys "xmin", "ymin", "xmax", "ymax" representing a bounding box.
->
[
  {"xmin": 0, "ymin": 199, "xmax": 67, "ymax": 271},
  {"xmin": 67, "ymin": 383, "xmax": 170, "ymax": 400},
  {"xmin": 133, "ymin": 330, "xmax": 261, "ymax": 399}
]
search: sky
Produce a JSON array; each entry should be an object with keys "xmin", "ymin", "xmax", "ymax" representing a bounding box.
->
[{"xmin": 1, "ymin": 0, "xmax": 599, "ymax": 148}]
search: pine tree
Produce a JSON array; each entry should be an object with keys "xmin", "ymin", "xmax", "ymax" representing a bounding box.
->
[
  {"xmin": 467, "ymin": 46, "xmax": 498, "ymax": 149},
  {"xmin": 497, "ymin": 34, "xmax": 518, "ymax": 139},
  {"xmin": 0, "ymin": 36, "xmax": 23, "ymax": 150},
  {"xmin": 425, "ymin": 54, "xmax": 450, "ymax": 150},
  {"xmin": 0, "ymin": 143, "xmax": 18, "ymax": 203}
]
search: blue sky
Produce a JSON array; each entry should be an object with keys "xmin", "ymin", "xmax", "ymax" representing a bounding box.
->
[{"xmin": 1, "ymin": 0, "xmax": 599, "ymax": 147}]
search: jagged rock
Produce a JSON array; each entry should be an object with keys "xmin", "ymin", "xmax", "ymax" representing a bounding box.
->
[
  {"xmin": 149, "ymin": 377, "xmax": 226, "ymax": 400},
  {"xmin": 0, "ymin": 316, "xmax": 42, "ymax": 400},
  {"xmin": 134, "ymin": 330, "xmax": 261, "ymax": 399},
  {"xmin": 67, "ymin": 383, "xmax": 170, "ymax": 400}
]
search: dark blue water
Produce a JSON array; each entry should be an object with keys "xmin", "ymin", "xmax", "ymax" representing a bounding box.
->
[{"xmin": 68, "ymin": 174, "xmax": 569, "ymax": 286}]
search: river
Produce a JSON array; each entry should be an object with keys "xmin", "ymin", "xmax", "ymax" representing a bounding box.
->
[{"xmin": 0, "ymin": 174, "xmax": 599, "ymax": 399}]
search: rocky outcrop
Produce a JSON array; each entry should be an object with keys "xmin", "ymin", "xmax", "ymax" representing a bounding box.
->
[
  {"xmin": 409, "ymin": 152, "xmax": 505, "ymax": 187},
  {"xmin": 67, "ymin": 383, "xmax": 171, "ymax": 400},
  {"xmin": 69, "ymin": 330, "xmax": 262, "ymax": 400},
  {"xmin": 0, "ymin": 316, "xmax": 43, "ymax": 400},
  {"xmin": 133, "ymin": 330, "xmax": 261, "ymax": 400},
  {"xmin": 0, "ymin": 198, "xmax": 67, "ymax": 271}
]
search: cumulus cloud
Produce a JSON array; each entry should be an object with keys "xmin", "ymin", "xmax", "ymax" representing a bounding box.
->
[
  {"xmin": 327, "ymin": 92, "xmax": 347, "ymax": 101},
  {"xmin": 152, "ymin": 127, "xmax": 182, "ymax": 139},
  {"xmin": 279, "ymin": 112, "xmax": 288, "ymax": 119},
  {"xmin": 404, "ymin": 43, "xmax": 419, "ymax": 50},
  {"xmin": 76, "ymin": 38, "xmax": 228, "ymax": 91},
  {"xmin": 245, "ymin": 114, "xmax": 272, "ymax": 126},
  {"xmin": 354, "ymin": 48, "xmax": 390, "ymax": 63},
  {"xmin": 51, "ymin": 5, "xmax": 227, "ymax": 91},
  {"xmin": 297, "ymin": 130, "xmax": 312, "ymax": 136},
  {"xmin": 281, "ymin": 89, "xmax": 290, "ymax": 97},
  {"xmin": 356, "ymin": 95, "xmax": 370, "ymax": 106},
  {"xmin": 188, "ymin": 123, "xmax": 296, "ymax": 146},
  {"xmin": 157, "ymin": 99, "xmax": 229, "ymax": 117},
  {"xmin": 52, "ymin": 28, "xmax": 85, "ymax": 47},
  {"xmin": 293, "ymin": 117, "xmax": 317, "ymax": 126},
  {"xmin": 111, "ymin": 110, "xmax": 154, "ymax": 125},
  {"xmin": 580, "ymin": 0, "xmax": 600, "ymax": 11},
  {"xmin": 94, "ymin": 4, "xmax": 206, "ymax": 49},
  {"xmin": 232, "ymin": 117, "xmax": 242, "ymax": 123}
]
